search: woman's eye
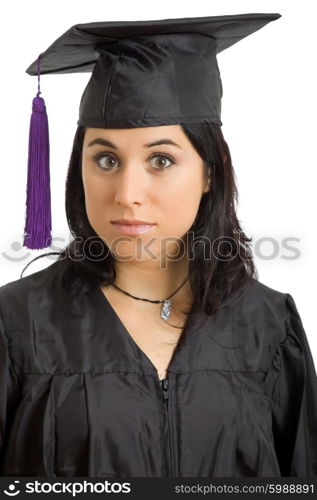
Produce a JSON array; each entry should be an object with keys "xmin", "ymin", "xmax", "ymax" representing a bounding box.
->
[
  {"xmin": 149, "ymin": 154, "xmax": 175, "ymax": 170},
  {"xmin": 93, "ymin": 154, "xmax": 118, "ymax": 170}
]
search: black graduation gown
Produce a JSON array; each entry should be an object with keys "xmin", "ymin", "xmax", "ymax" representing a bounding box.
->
[{"xmin": 0, "ymin": 260, "xmax": 317, "ymax": 477}]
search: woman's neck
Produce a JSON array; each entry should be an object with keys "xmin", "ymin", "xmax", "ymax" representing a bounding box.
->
[{"xmin": 111, "ymin": 255, "xmax": 192, "ymax": 304}]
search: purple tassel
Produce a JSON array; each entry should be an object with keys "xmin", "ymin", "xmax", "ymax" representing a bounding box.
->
[{"xmin": 23, "ymin": 56, "xmax": 52, "ymax": 249}]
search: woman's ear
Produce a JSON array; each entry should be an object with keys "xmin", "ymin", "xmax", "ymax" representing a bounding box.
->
[
  {"xmin": 203, "ymin": 176, "xmax": 211, "ymax": 193},
  {"xmin": 203, "ymin": 164, "xmax": 212, "ymax": 193}
]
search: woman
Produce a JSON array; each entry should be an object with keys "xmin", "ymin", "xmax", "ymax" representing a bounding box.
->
[{"xmin": 0, "ymin": 13, "xmax": 317, "ymax": 477}]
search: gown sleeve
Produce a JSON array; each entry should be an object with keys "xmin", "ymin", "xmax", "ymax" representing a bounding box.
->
[
  {"xmin": 0, "ymin": 308, "xmax": 20, "ymax": 472},
  {"xmin": 264, "ymin": 293, "xmax": 317, "ymax": 477}
]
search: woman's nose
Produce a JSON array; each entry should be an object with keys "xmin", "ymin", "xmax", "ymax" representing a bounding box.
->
[{"xmin": 113, "ymin": 163, "xmax": 147, "ymax": 206}]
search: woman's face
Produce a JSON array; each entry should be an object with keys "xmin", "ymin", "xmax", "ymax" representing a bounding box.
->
[{"xmin": 82, "ymin": 124, "xmax": 210, "ymax": 263}]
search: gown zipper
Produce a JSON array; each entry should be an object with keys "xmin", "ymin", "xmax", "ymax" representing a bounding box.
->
[{"xmin": 160, "ymin": 377, "xmax": 174, "ymax": 477}]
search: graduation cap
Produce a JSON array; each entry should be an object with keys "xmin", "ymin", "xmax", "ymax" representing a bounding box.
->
[{"xmin": 23, "ymin": 13, "xmax": 281, "ymax": 250}]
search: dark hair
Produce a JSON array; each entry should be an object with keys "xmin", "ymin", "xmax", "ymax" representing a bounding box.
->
[{"xmin": 22, "ymin": 122, "xmax": 258, "ymax": 320}]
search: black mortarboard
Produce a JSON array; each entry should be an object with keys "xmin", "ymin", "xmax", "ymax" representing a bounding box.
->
[{"xmin": 23, "ymin": 13, "xmax": 281, "ymax": 249}]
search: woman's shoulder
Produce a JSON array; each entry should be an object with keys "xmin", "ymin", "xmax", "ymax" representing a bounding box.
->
[
  {"xmin": 234, "ymin": 276, "xmax": 292, "ymax": 311},
  {"xmin": 228, "ymin": 276, "xmax": 301, "ymax": 343},
  {"xmin": 0, "ymin": 259, "xmax": 63, "ymax": 309},
  {"xmin": 197, "ymin": 276, "xmax": 307, "ymax": 374}
]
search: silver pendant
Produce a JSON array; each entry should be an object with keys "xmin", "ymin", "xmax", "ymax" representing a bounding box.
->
[{"xmin": 161, "ymin": 299, "xmax": 171, "ymax": 321}]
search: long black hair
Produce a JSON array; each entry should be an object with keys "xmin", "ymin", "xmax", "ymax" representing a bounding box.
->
[{"xmin": 22, "ymin": 122, "xmax": 258, "ymax": 318}]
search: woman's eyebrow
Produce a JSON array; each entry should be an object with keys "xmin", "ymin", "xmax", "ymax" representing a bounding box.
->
[
  {"xmin": 145, "ymin": 139, "xmax": 182, "ymax": 149},
  {"xmin": 87, "ymin": 138, "xmax": 182, "ymax": 149}
]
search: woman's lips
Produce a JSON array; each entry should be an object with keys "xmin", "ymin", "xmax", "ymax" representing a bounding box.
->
[{"xmin": 111, "ymin": 222, "xmax": 156, "ymax": 235}]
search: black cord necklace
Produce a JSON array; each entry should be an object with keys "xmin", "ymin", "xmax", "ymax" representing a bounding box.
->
[{"xmin": 111, "ymin": 276, "xmax": 189, "ymax": 322}]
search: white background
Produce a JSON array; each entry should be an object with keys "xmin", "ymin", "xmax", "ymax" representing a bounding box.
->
[{"xmin": 0, "ymin": 0, "xmax": 316, "ymax": 363}]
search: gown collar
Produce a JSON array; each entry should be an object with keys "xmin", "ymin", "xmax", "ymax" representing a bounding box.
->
[{"xmin": 92, "ymin": 283, "xmax": 250, "ymax": 377}]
